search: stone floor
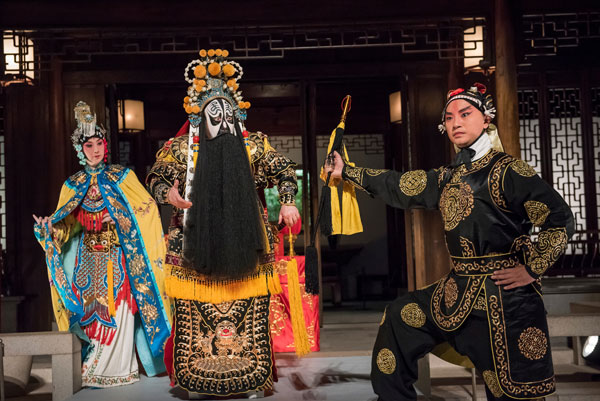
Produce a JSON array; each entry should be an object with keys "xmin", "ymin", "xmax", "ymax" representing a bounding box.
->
[{"xmin": 7, "ymin": 301, "xmax": 600, "ymax": 401}]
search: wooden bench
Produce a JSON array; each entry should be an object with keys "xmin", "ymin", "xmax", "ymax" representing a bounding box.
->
[
  {"xmin": 0, "ymin": 331, "xmax": 81, "ymax": 401},
  {"xmin": 416, "ymin": 311, "xmax": 600, "ymax": 400}
]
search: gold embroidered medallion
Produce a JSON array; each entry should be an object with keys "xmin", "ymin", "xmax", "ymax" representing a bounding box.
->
[
  {"xmin": 399, "ymin": 170, "xmax": 427, "ymax": 196},
  {"xmin": 510, "ymin": 159, "xmax": 537, "ymax": 177},
  {"xmin": 444, "ymin": 277, "xmax": 459, "ymax": 309},
  {"xmin": 439, "ymin": 181, "xmax": 474, "ymax": 231},
  {"xmin": 376, "ymin": 348, "xmax": 396, "ymax": 374},
  {"xmin": 524, "ymin": 200, "xmax": 551, "ymax": 227},
  {"xmin": 483, "ymin": 370, "xmax": 504, "ymax": 398},
  {"xmin": 400, "ymin": 303, "xmax": 426, "ymax": 328},
  {"xmin": 518, "ymin": 327, "xmax": 548, "ymax": 360}
]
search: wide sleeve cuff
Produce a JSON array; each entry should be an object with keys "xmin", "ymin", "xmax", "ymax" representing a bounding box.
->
[{"xmin": 524, "ymin": 227, "xmax": 569, "ymax": 278}]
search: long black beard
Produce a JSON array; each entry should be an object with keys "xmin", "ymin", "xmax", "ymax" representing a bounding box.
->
[{"xmin": 183, "ymin": 125, "xmax": 266, "ymax": 280}]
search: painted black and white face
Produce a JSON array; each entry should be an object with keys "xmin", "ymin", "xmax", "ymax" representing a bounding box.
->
[{"xmin": 204, "ymin": 98, "xmax": 235, "ymax": 139}]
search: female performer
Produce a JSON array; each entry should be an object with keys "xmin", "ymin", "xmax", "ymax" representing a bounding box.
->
[{"xmin": 33, "ymin": 101, "xmax": 171, "ymax": 387}]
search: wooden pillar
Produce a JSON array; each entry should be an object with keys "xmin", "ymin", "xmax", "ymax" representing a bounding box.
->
[
  {"xmin": 404, "ymin": 74, "xmax": 452, "ymax": 291},
  {"xmin": 5, "ymin": 83, "xmax": 53, "ymax": 331},
  {"xmin": 106, "ymin": 84, "xmax": 120, "ymax": 164},
  {"xmin": 494, "ymin": 0, "xmax": 521, "ymax": 157},
  {"xmin": 301, "ymin": 80, "xmax": 322, "ymax": 323},
  {"xmin": 49, "ymin": 57, "xmax": 67, "ymax": 202},
  {"xmin": 387, "ymin": 75, "xmax": 410, "ymax": 289},
  {"xmin": 446, "ymin": 40, "xmax": 464, "ymax": 163}
]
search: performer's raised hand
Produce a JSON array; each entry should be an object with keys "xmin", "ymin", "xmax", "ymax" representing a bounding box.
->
[
  {"xmin": 33, "ymin": 214, "xmax": 53, "ymax": 234},
  {"xmin": 279, "ymin": 204, "xmax": 300, "ymax": 227},
  {"xmin": 491, "ymin": 264, "xmax": 535, "ymax": 290},
  {"xmin": 167, "ymin": 179, "xmax": 193, "ymax": 209},
  {"xmin": 324, "ymin": 151, "xmax": 344, "ymax": 180}
]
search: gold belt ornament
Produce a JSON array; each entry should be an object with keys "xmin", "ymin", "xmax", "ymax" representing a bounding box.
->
[{"xmin": 451, "ymin": 252, "xmax": 521, "ymax": 275}]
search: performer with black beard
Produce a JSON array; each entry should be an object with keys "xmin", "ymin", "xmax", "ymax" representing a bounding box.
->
[{"xmin": 147, "ymin": 49, "xmax": 300, "ymax": 398}]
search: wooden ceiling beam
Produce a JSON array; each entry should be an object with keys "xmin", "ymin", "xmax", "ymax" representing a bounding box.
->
[
  {"xmin": 62, "ymin": 60, "xmax": 446, "ymax": 85},
  {"xmin": 1, "ymin": 0, "xmax": 492, "ymax": 29}
]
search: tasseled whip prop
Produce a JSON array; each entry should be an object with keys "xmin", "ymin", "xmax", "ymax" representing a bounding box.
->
[{"xmin": 305, "ymin": 95, "xmax": 351, "ymax": 295}]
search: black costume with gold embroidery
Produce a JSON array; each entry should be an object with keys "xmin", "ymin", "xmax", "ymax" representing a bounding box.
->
[
  {"xmin": 147, "ymin": 131, "xmax": 297, "ymax": 396},
  {"xmin": 343, "ymin": 149, "xmax": 574, "ymax": 400}
]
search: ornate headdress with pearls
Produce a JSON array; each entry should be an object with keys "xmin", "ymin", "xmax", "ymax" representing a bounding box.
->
[
  {"xmin": 182, "ymin": 49, "xmax": 250, "ymax": 128},
  {"xmin": 71, "ymin": 101, "xmax": 107, "ymax": 165}
]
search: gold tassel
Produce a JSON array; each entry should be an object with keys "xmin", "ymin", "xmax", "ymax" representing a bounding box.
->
[
  {"xmin": 107, "ymin": 255, "xmax": 116, "ymax": 317},
  {"xmin": 286, "ymin": 234, "xmax": 310, "ymax": 356}
]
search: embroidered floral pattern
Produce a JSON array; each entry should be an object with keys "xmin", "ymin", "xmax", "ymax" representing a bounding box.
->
[
  {"xmin": 269, "ymin": 296, "xmax": 288, "ymax": 336},
  {"xmin": 518, "ymin": 327, "xmax": 548, "ymax": 360},
  {"xmin": 444, "ymin": 277, "xmax": 459, "ymax": 309}
]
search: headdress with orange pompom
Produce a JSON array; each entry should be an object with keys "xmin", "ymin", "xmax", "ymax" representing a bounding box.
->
[{"xmin": 182, "ymin": 48, "xmax": 251, "ymax": 128}]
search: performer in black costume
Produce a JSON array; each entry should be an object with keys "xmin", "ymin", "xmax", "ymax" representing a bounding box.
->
[{"xmin": 325, "ymin": 83, "xmax": 574, "ymax": 400}]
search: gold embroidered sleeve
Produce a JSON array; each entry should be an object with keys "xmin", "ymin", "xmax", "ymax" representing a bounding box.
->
[
  {"xmin": 526, "ymin": 228, "xmax": 569, "ymax": 277},
  {"xmin": 342, "ymin": 165, "xmax": 367, "ymax": 191},
  {"xmin": 342, "ymin": 165, "xmax": 441, "ymax": 210},
  {"xmin": 399, "ymin": 170, "xmax": 427, "ymax": 196},
  {"xmin": 52, "ymin": 219, "xmax": 72, "ymax": 249},
  {"xmin": 502, "ymin": 159, "xmax": 575, "ymax": 278},
  {"xmin": 146, "ymin": 138, "xmax": 187, "ymax": 205},
  {"xmin": 47, "ymin": 214, "xmax": 79, "ymax": 250},
  {"xmin": 253, "ymin": 135, "xmax": 298, "ymax": 205}
]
